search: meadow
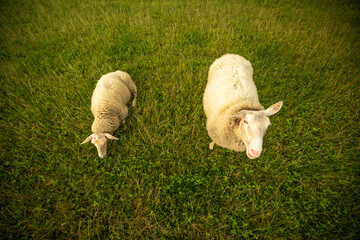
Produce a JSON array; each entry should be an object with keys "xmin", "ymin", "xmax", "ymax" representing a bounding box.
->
[{"xmin": 1, "ymin": 0, "xmax": 359, "ymax": 239}]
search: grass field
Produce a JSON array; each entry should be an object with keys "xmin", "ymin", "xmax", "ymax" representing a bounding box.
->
[{"xmin": 1, "ymin": 0, "xmax": 359, "ymax": 239}]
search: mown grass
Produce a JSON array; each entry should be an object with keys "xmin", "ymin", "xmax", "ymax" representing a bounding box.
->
[{"xmin": 1, "ymin": 0, "xmax": 359, "ymax": 239}]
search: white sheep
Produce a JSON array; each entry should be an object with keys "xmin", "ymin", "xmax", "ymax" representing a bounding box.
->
[
  {"xmin": 203, "ymin": 54, "xmax": 283, "ymax": 159},
  {"xmin": 81, "ymin": 70, "xmax": 137, "ymax": 158}
]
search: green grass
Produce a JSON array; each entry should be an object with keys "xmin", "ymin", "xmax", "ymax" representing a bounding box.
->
[{"xmin": 1, "ymin": 0, "xmax": 359, "ymax": 238}]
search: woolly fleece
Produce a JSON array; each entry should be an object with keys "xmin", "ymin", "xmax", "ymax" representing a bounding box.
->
[
  {"xmin": 203, "ymin": 54, "xmax": 264, "ymax": 151},
  {"xmin": 91, "ymin": 71, "xmax": 137, "ymax": 134}
]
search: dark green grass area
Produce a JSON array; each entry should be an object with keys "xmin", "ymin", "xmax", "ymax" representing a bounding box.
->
[{"xmin": 1, "ymin": 0, "xmax": 359, "ymax": 238}]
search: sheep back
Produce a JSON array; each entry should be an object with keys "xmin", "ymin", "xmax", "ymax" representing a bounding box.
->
[
  {"xmin": 203, "ymin": 54, "xmax": 264, "ymax": 151},
  {"xmin": 91, "ymin": 71, "xmax": 133, "ymax": 133}
]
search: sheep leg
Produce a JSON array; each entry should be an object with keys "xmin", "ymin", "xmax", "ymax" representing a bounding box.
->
[
  {"xmin": 209, "ymin": 141, "xmax": 215, "ymax": 150},
  {"xmin": 131, "ymin": 93, "xmax": 137, "ymax": 107},
  {"xmin": 116, "ymin": 71, "xmax": 138, "ymax": 107}
]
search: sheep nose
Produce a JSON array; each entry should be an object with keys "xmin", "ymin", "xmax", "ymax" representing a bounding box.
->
[{"xmin": 250, "ymin": 149, "xmax": 261, "ymax": 158}]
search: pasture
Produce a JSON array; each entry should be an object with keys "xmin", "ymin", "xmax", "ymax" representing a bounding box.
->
[{"xmin": 1, "ymin": 0, "xmax": 359, "ymax": 238}]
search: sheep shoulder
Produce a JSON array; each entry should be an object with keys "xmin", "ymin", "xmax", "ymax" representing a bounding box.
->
[
  {"xmin": 91, "ymin": 102, "xmax": 125, "ymax": 133},
  {"xmin": 206, "ymin": 99, "xmax": 264, "ymax": 152}
]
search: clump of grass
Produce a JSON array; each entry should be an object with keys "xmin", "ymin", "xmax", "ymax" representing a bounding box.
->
[{"xmin": 1, "ymin": 0, "xmax": 359, "ymax": 239}]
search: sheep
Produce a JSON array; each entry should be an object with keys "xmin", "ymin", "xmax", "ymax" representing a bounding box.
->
[
  {"xmin": 81, "ymin": 70, "xmax": 137, "ymax": 158},
  {"xmin": 203, "ymin": 54, "xmax": 283, "ymax": 159}
]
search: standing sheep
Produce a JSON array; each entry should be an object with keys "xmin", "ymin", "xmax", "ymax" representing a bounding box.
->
[
  {"xmin": 203, "ymin": 54, "xmax": 283, "ymax": 159},
  {"xmin": 82, "ymin": 70, "xmax": 137, "ymax": 158}
]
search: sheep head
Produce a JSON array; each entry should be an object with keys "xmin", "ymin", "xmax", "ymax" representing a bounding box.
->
[
  {"xmin": 233, "ymin": 101, "xmax": 283, "ymax": 159},
  {"xmin": 81, "ymin": 133, "xmax": 119, "ymax": 158}
]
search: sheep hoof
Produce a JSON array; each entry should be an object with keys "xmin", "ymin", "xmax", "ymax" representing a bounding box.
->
[
  {"xmin": 209, "ymin": 142, "xmax": 215, "ymax": 150},
  {"xmin": 132, "ymin": 95, "xmax": 137, "ymax": 107}
]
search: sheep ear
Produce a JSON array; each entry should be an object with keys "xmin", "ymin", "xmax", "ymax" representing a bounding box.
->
[
  {"xmin": 232, "ymin": 110, "xmax": 246, "ymax": 119},
  {"xmin": 264, "ymin": 101, "xmax": 283, "ymax": 117},
  {"xmin": 105, "ymin": 133, "xmax": 119, "ymax": 140},
  {"xmin": 81, "ymin": 134, "xmax": 94, "ymax": 144}
]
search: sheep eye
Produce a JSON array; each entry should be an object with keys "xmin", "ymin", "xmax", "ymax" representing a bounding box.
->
[{"xmin": 244, "ymin": 120, "xmax": 248, "ymax": 124}]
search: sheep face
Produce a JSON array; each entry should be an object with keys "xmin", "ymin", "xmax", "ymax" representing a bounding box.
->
[
  {"xmin": 81, "ymin": 133, "xmax": 119, "ymax": 158},
  {"xmin": 235, "ymin": 101, "xmax": 283, "ymax": 159},
  {"xmin": 238, "ymin": 112, "xmax": 270, "ymax": 159}
]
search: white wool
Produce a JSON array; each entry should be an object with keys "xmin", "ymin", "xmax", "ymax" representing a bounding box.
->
[
  {"xmin": 203, "ymin": 54, "xmax": 282, "ymax": 157},
  {"xmin": 91, "ymin": 71, "xmax": 137, "ymax": 134},
  {"xmin": 203, "ymin": 54, "xmax": 260, "ymax": 119},
  {"xmin": 82, "ymin": 70, "xmax": 137, "ymax": 158}
]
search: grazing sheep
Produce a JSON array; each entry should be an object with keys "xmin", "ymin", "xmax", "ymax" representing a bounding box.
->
[
  {"xmin": 82, "ymin": 70, "xmax": 137, "ymax": 158},
  {"xmin": 203, "ymin": 54, "xmax": 283, "ymax": 159}
]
